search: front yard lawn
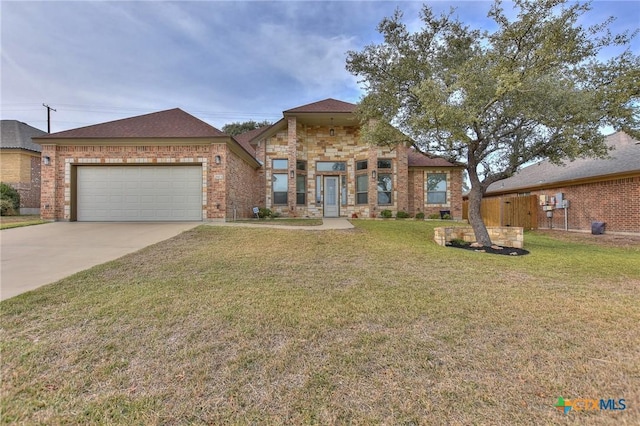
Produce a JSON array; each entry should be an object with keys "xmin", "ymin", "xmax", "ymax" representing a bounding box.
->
[
  {"xmin": 0, "ymin": 215, "xmax": 47, "ymax": 230},
  {"xmin": 231, "ymin": 218, "xmax": 323, "ymax": 226},
  {"xmin": 1, "ymin": 221, "xmax": 638, "ymax": 424}
]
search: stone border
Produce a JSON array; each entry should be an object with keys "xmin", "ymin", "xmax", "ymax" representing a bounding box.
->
[{"xmin": 434, "ymin": 226, "xmax": 524, "ymax": 248}]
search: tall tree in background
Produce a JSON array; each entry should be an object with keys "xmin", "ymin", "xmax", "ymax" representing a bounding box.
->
[
  {"xmin": 222, "ymin": 120, "xmax": 272, "ymax": 136},
  {"xmin": 346, "ymin": 0, "xmax": 639, "ymax": 246}
]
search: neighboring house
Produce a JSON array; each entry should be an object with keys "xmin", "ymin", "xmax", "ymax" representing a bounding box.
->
[
  {"xmin": 0, "ymin": 120, "xmax": 47, "ymax": 214},
  {"xmin": 34, "ymin": 99, "xmax": 464, "ymax": 222},
  {"xmin": 484, "ymin": 132, "xmax": 640, "ymax": 234}
]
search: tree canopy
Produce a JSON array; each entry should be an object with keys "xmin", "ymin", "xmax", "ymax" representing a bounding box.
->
[
  {"xmin": 222, "ymin": 120, "xmax": 272, "ymax": 136},
  {"xmin": 346, "ymin": 0, "xmax": 639, "ymax": 245}
]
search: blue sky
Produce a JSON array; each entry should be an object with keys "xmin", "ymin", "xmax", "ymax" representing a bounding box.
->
[{"xmin": 1, "ymin": 1, "xmax": 638, "ymax": 133}]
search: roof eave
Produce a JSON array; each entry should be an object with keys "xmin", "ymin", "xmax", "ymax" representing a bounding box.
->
[{"xmin": 486, "ymin": 170, "xmax": 640, "ymax": 195}]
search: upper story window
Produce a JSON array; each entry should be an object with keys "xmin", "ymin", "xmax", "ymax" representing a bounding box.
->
[
  {"xmin": 273, "ymin": 159, "xmax": 288, "ymax": 169},
  {"xmin": 296, "ymin": 160, "xmax": 306, "ymax": 171},
  {"xmin": 427, "ymin": 173, "xmax": 447, "ymax": 204},
  {"xmin": 377, "ymin": 159, "xmax": 392, "ymax": 169},
  {"xmin": 356, "ymin": 160, "xmax": 368, "ymax": 170},
  {"xmin": 316, "ymin": 161, "xmax": 346, "ymax": 172}
]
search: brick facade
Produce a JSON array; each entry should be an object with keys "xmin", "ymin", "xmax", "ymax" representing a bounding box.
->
[
  {"xmin": 527, "ymin": 176, "xmax": 640, "ymax": 233},
  {"xmin": 40, "ymin": 142, "xmax": 260, "ymax": 221},
  {"xmin": 408, "ymin": 167, "xmax": 463, "ymax": 219}
]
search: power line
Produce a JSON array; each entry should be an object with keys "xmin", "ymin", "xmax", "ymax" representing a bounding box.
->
[{"xmin": 43, "ymin": 103, "xmax": 56, "ymax": 133}]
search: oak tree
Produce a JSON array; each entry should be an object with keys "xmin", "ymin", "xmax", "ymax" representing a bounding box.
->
[{"xmin": 346, "ymin": 0, "xmax": 639, "ymax": 245}]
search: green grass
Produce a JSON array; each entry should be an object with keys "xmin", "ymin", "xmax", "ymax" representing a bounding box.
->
[
  {"xmin": 0, "ymin": 215, "xmax": 47, "ymax": 230},
  {"xmin": 1, "ymin": 221, "xmax": 638, "ymax": 424},
  {"xmin": 232, "ymin": 218, "xmax": 323, "ymax": 226}
]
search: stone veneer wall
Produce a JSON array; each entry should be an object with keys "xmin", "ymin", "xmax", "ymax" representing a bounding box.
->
[
  {"xmin": 264, "ymin": 121, "xmax": 409, "ymax": 218},
  {"xmin": 433, "ymin": 226, "xmax": 524, "ymax": 248}
]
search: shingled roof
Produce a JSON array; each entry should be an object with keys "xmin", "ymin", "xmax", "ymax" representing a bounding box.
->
[
  {"xmin": 35, "ymin": 108, "xmax": 226, "ymax": 139},
  {"xmin": 408, "ymin": 149, "xmax": 459, "ymax": 168},
  {"xmin": 1, "ymin": 120, "xmax": 46, "ymax": 152},
  {"xmin": 233, "ymin": 126, "xmax": 272, "ymax": 156},
  {"xmin": 486, "ymin": 132, "xmax": 640, "ymax": 194},
  {"xmin": 284, "ymin": 98, "xmax": 356, "ymax": 114}
]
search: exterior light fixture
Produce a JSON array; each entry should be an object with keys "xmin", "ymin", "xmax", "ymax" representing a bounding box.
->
[
  {"xmin": 43, "ymin": 156, "xmax": 51, "ymax": 165},
  {"xmin": 214, "ymin": 155, "xmax": 221, "ymax": 164},
  {"xmin": 290, "ymin": 170, "xmax": 295, "ymax": 178},
  {"xmin": 372, "ymin": 170, "xmax": 377, "ymax": 179},
  {"xmin": 329, "ymin": 118, "xmax": 335, "ymax": 136}
]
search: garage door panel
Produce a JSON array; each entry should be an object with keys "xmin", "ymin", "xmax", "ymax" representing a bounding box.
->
[{"xmin": 77, "ymin": 166, "xmax": 202, "ymax": 221}]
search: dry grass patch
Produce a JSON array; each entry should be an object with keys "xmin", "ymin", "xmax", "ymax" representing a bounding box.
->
[
  {"xmin": 1, "ymin": 221, "xmax": 638, "ymax": 424},
  {"xmin": 0, "ymin": 215, "xmax": 46, "ymax": 230}
]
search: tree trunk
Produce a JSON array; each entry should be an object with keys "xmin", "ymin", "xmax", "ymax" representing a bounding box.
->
[{"xmin": 467, "ymin": 184, "xmax": 492, "ymax": 246}]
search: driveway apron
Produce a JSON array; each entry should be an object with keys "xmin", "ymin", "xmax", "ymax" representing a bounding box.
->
[{"xmin": 0, "ymin": 222, "xmax": 200, "ymax": 301}]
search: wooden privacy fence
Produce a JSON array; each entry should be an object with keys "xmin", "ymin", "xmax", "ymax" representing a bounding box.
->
[{"xmin": 463, "ymin": 195, "xmax": 538, "ymax": 230}]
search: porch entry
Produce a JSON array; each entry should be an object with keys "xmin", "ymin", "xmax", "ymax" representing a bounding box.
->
[{"xmin": 323, "ymin": 176, "xmax": 339, "ymax": 217}]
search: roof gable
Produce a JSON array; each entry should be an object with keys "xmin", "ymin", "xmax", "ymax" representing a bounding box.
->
[
  {"xmin": 35, "ymin": 108, "xmax": 225, "ymax": 139},
  {"xmin": 1, "ymin": 120, "xmax": 46, "ymax": 152},
  {"xmin": 284, "ymin": 98, "xmax": 356, "ymax": 114}
]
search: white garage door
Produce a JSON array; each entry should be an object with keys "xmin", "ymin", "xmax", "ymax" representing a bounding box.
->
[{"xmin": 77, "ymin": 166, "xmax": 202, "ymax": 221}]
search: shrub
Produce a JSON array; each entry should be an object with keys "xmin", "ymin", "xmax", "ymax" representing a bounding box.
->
[
  {"xmin": 258, "ymin": 207, "xmax": 272, "ymax": 218},
  {"xmin": 380, "ymin": 209, "xmax": 393, "ymax": 219},
  {"xmin": 396, "ymin": 211, "xmax": 411, "ymax": 219},
  {"xmin": 415, "ymin": 212, "xmax": 425, "ymax": 220},
  {"xmin": 428, "ymin": 213, "xmax": 441, "ymax": 219},
  {"xmin": 442, "ymin": 214, "xmax": 452, "ymax": 220},
  {"xmin": 0, "ymin": 183, "xmax": 20, "ymax": 216},
  {"xmin": 0, "ymin": 198, "xmax": 17, "ymax": 216},
  {"xmin": 272, "ymin": 211, "xmax": 281, "ymax": 218},
  {"xmin": 448, "ymin": 238, "xmax": 466, "ymax": 246}
]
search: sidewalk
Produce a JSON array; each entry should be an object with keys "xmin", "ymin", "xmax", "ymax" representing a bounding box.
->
[{"xmin": 208, "ymin": 217, "xmax": 354, "ymax": 230}]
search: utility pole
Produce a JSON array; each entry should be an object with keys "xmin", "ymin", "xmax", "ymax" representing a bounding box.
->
[{"xmin": 43, "ymin": 103, "xmax": 56, "ymax": 133}]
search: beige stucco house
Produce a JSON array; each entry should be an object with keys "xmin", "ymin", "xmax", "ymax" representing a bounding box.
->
[{"xmin": 35, "ymin": 99, "xmax": 464, "ymax": 221}]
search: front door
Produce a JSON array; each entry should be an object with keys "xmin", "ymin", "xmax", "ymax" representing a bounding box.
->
[{"xmin": 323, "ymin": 176, "xmax": 339, "ymax": 217}]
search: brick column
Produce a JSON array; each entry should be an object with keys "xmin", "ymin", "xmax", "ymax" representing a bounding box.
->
[
  {"xmin": 368, "ymin": 145, "xmax": 377, "ymax": 217},
  {"xmin": 39, "ymin": 145, "xmax": 57, "ymax": 220},
  {"xmin": 287, "ymin": 117, "xmax": 297, "ymax": 211},
  {"xmin": 396, "ymin": 144, "xmax": 409, "ymax": 213}
]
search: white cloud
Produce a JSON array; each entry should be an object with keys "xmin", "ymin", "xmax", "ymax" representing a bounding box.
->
[{"xmin": 1, "ymin": 0, "xmax": 637, "ymax": 133}]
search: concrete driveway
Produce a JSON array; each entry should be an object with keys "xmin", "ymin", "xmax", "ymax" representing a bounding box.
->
[{"xmin": 0, "ymin": 222, "xmax": 200, "ymax": 301}]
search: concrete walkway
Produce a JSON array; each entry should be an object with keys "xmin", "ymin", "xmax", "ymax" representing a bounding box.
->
[
  {"xmin": 208, "ymin": 217, "xmax": 355, "ymax": 231},
  {"xmin": 0, "ymin": 222, "xmax": 200, "ymax": 301}
]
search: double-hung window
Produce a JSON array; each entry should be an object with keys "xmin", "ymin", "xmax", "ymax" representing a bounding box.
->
[
  {"xmin": 356, "ymin": 160, "xmax": 368, "ymax": 204},
  {"xmin": 427, "ymin": 173, "xmax": 447, "ymax": 204},
  {"xmin": 377, "ymin": 159, "xmax": 392, "ymax": 205},
  {"xmin": 272, "ymin": 159, "xmax": 288, "ymax": 205},
  {"xmin": 296, "ymin": 161, "xmax": 307, "ymax": 205}
]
